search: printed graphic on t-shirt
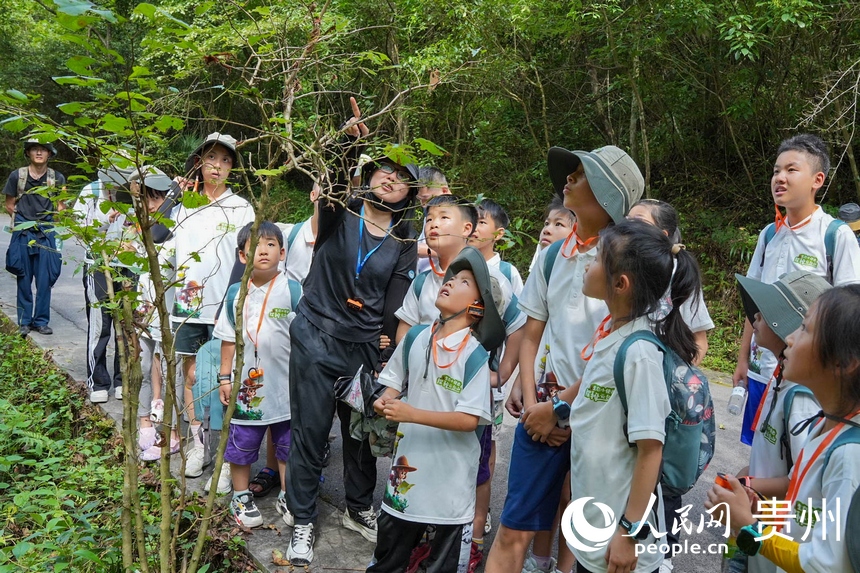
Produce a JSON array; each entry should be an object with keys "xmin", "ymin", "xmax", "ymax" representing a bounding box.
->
[
  {"xmin": 268, "ymin": 307, "xmax": 291, "ymax": 319},
  {"xmin": 436, "ymin": 374, "xmax": 463, "ymax": 394},
  {"xmin": 384, "ymin": 433, "xmax": 416, "ymax": 512},
  {"xmin": 793, "ymin": 253, "xmax": 818, "ymax": 268},
  {"xmin": 584, "ymin": 384, "xmax": 614, "ymax": 403},
  {"xmin": 794, "ymin": 499, "xmax": 821, "ymax": 529},
  {"xmin": 234, "ymin": 376, "xmax": 264, "ymax": 421},
  {"xmin": 749, "ymin": 341, "xmax": 765, "ymax": 375},
  {"xmin": 174, "ymin": 279, "xmax": 204, "ymax": 318}
]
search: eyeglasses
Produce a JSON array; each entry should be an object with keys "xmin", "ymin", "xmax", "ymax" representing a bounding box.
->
[{"xmin": 376, "ymin": 163, "xmax": 412, "ymax": 182}]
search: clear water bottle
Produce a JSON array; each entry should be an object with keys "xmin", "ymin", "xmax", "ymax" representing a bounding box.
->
[{"xmin": 727, "ymin": 386, "xmax": 747, "ymax": 416}]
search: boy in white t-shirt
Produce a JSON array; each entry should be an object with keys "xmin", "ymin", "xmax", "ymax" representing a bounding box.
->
[
  {"xmin": 368, "ymin": 248, "xmax": 504, "ymax": 573},
  {"xmin": 486, "ymin": 145, "xmax": 644, "ymax": 573},
  {"xmin": 170, "ymin": 133, "xmax": 256, "ymax": 478},
  {"xmin": 730, "ymin": 270, "xmax": 828, "ymax": 573},
  {"xmin": 214, "ymin": 221, "xmax": 302, "ymax": 528},
  {"xmin": 276, "ymin": 182, "xmax": 319, "ymax": 284},
  {"xmin": 733, "ymin": 134, "xmax": 860, "ymax": 446},
  {"xmin": 415, "ymin": 166, "xmax": 451, "ymax": 274}
]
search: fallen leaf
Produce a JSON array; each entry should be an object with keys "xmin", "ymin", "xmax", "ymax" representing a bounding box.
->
[{"xmin": 272, "ymin": 549, "xmax": 290, "ymax": 566}]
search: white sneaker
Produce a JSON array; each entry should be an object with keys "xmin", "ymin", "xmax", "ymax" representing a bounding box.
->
[
  {"xmin": 522, "ymin": 552, "xmax": 557, "ymax": 573},
  {"xmin": 204, "ymin": 465, "xmax": 232, "ymax": 495},
  {"xmin": 660, "ymin": 558, "xmax": 674, "ymax": 573},
  {"xmin": 230, "ymin": 492, "xmax": 264, "ymax": 528},
  {"xmin": 114, "ymin": 386, "xmax": 123, "ymax": 400},
  {"xmin": 342, "ymin": 507, "xmax": 378, "ymax": 543},
  {"xmin": 276, "ymin": 495, "xmax": 294, "ymax": 526},
  {"xmin": 90, "ymin": 390, "xmax": 109, "ymax": 404},
  {"xmin": 287, "ymin": 523, "xmax": 315, "ymax": 565},
  {"xmin": 185, "ymin": 443, "xmax": 206, "ymax": 477},
  {"xmin": 150, "ymin": 399, "xmax": 164, "ymax": 423}
]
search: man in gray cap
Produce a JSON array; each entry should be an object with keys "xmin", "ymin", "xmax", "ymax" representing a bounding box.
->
[{"xmin": 3, "ymin": 137, "xmax": 66, "ymax": 336}]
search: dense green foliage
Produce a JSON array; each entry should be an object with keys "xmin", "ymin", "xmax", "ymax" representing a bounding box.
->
[
  {"xmin": 0, "ymin": 319, "xmax": 254, "ymax": 572},
  {"xmin": 3, "ymin": 0, "xmax": 860, "ymax": 371}
]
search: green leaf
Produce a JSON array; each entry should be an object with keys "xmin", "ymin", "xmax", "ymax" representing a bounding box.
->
[
  {"xmin": 52, "ymin": 75, "xmax": 106, "ymax": 87},
  {"xmin": 153, "ymin": 115, "xmax": 184, "ymax": 132},
  {"xmin": 72, "ymin": 549, "xmax": 103, "ymax": 565},
  {"xmin": 66, "ymin": 55, "xmax": 99, "ymax": 75},
  {"xmin": 57, "ymin": 102, "xmax": 85, "ymax": 115},
  {"xmin": 133, "ymin": 2, "xmax": 156, "ymax": 18},
  {"xmin": 253, "ymin": 167, "xmax": 287, "ymax": 177},
  {"xmin": 11, "ymin": 541, "xmax": 32, "ymax": 559},
  {"xmin": 413, "ymin": 138, "xmax": 446, "ymax": 156},
  {"xmin": 5, "ymin": 89, "xmax": 27, "ymax": 102},
  {"xmin": 0, "ymin": 116, "xmax": 28, "ymax": 133},
  {"xmin": 100, "ymin": 114, "xmax": 130, "ymax": 133},
  {"xmin": 181, "ymin": 193, "xmax": 210, "ymax": 209}
]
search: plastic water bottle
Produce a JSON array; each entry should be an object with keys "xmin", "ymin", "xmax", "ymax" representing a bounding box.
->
[{"xmin": 727, "ymin": 386, "xmax": 747, "ymax": 416}]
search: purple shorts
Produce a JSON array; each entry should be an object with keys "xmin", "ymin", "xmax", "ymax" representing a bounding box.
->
[
  {"xmin": 224, "ymin": 420, "xmax": 291, "ymax": 466},
  {"xmin": 476, "ymin": 424, "xmax": 493, "ymax": 486}
]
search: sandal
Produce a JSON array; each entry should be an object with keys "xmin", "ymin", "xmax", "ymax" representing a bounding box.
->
[{"xmin": 248, "ymin": 467, "xmax": 278, "ymax": 497}]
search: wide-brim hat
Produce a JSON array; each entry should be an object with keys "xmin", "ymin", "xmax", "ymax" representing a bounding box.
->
[
  {"xmin": 392, "ymin": 455, "xmax": 417, "ymax": 471},
  {"xmin": 184, "ymin": 132, "xmax": 238, "ymax": 173},
  {"xmin": 23, "ymin": 138, "xmax": 57, "ymax": 158},
  {"xmin": 838, "ymin": 202, "xmax": 860, "ymax": 232},
  {"xmin": 443, "ymin": 246, "xmax": 506, "ymax": 352},
  {"xmin": 547, "ymin": 145, "xmax": 644, "ymax": 223},
  {"xmin": 127, "ymin": 165, "xmax": 173, "ymax": 194},
  {"xmin": 735, "ymin": 270, "xmax": 832, "ymax": 343}
]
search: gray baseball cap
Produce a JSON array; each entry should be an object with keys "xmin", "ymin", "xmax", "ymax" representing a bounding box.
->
[
  {"xmin": 547, "ymin": 145, "xmax": 644, "ymax": 223},
  {"xmin": 184, "ymin": 132, "xmax": 238, "ymax": 172},
  {"xmin": 736, "ymin": 270, "xmax": 832, "ymax": 343}
]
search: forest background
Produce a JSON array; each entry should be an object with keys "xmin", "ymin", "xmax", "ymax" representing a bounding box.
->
[{"xmin": 2, "ymin": 0, "xmax": 860, "ymax": 374}]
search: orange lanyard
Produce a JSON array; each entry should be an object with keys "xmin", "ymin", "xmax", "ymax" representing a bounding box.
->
[
  {"xmin": 774, "ymin": 205, "xmax": 815, "ymax": 233},
  {"xmin": 244, "ymin": 276, "xmax": 277, "ymax": 362},
  {"xmin": 580, "ymin": 314, "xmax": 612, "ymax": 361},
  {"xmin": 560, "ymin": 223, "xmax": 599, "ymax": 259},
  {"xmin": 785, "ymin": 409, "xmax": 860, "ymax": 506},
  {"xmin": 750, "ymin": 364, "xmax": 781, "ymax": 433},
  {"xmin": 431, "ymin": 326, "xmax": 472, "ymax": 369},
  {"xmin": 428, "ymin": 256, "xmax": 445, "ymax": 277}
]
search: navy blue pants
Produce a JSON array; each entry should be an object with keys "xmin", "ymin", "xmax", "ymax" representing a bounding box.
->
[{"xmin": 7, "ymin": 224, "xmax": 60, "ymax": 328}]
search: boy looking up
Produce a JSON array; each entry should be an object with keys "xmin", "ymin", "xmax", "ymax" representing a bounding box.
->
[
  {"xmin": 3, "ymin": 138, "xmax": 66, "ymax": 336},
  {"xmin": 170, "ymin": 133, "xmax": 255, "ymax": 477},
  {"xmin": 732, "ymin": 134, "xmax": 860, "ymax": 445},
  {"xmin": 214, "ymin": 221, "xmax": 301, "ymax": 528},
  {"xmin": 486, "ymin": 145, "xmax": 644, "ymax": 573},
  {"xmin": 470, "ymin": 198, "xmax": 524, "ymax": 295},
  {"xmin": 416, "ymin": 166, "xmax": 450, "ymax": 273},
  {"xmin": 368, "ymin": 247, "xmax": 504, "ymax": 573}
]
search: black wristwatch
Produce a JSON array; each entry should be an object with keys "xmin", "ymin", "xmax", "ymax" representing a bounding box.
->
[
  {"xmin": 736, "ymin": 522, "xmax": 763, "ymax": 556},
  {"xmin": 551, "ymin": 394, "xmax": 571, "ymax": 421},
  {"xmin": 619, "ymin": 515, "xmax": 651, "ymax": 540}
]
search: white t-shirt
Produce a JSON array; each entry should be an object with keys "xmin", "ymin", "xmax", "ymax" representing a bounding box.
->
[
  {"xmin": 518, "ymin": 244, "xmax": 608, "ymax": 394},
  {"xmin": 528, "ymin": 243, "xmax": 541, "ymax": 274},
  {"xmin": 745, "ymin": 207, "xmax": 860, "ymax": 382},
  {"xmin": 487, "ymin": 253, "xmax": 524, "ymax": 296},
  {"xmin": 568, "ymin": 315, "xmax": 670, "ymax": 573},
  {"xmin": 213, "ymin": 275, "xmax": 300, "ymax": 425},
  {"xmin": 276, "ymin": 217, "xmax": 315, "ymax": 284},
  {"xmin": 395, "ymin": 266, "xmax": 526, "ymax": 338},
  {"xmin": 170, "ymin": 189, "xmax": 255, "ymax": 324},
  {"xmin": 72, "ymin": 181, "xmax": 111, "ymax": 265},
  {"xmin": 778, "ymin": 414, "xmax": 860, "ymax": 573},
  {"xmin": 377, "ymin": 326, "xmax": 492, "ymax": 525}
]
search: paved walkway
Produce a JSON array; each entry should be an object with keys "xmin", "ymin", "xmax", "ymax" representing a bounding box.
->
[{"xmin": 0, "ymin": 212, "xmax": 749, "ymax": 572}]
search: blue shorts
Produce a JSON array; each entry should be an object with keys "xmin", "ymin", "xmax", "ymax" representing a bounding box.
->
[
  {"xmin": 500, "ymin": 422, "xmax": 570, "ymax": 531},
  {"xmin": 225, "ymin": 421, "xmax": 291, "ymax": 466}
]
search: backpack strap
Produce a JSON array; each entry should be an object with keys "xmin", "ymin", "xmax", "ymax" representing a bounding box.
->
[
  {"xmin": 462, "ymin": 344, "xmax": 490, "ymax": 388},
  {"xmin": 823, "ymin": 426, "xmax": 860, "ymax": 473},
  {"xmin": 780, "ymin": 384, "xmax": 815, "ymax": 468},
  {"xmin": 287, "ymin": 221, "xmax": 304, "ymax": 251},
  {"xmin": 758, "ymin": 223, "xmax": 777, "ymax": 269},
  {"xmin": 287, "ymin": 278, "xmax": 303, "ymax": 310},
  {"xmin": 225, "ymin": 282, "xmax": 241, "ymax": 328},
  {"xmin": 16, "ymin": 167, "xmax": 27, "ymax": 195},
  {"xmin": 402, "ymin": 323, "xmax": 430, "ymax": 380},
  {"xmin": 542, "ymin": 240, "xmax": 563, "ymax": 284},
  {"xmin": 46, "ymin": 168, "xmax": 55, "ymax": 189},
  {"xmin": 613, "ymin": 330, "xmax": 669, "ymax": 416},
  {"xmin": 824, "ymin": 219, "xmax": 846, "ymax": 284},
  {"xmin": 412, "ymin": 270, "xmax": 431, "ymax": 300},
  {"xmin": 499, "ymin": 260, "xmax": 514, "ymax": 283}
]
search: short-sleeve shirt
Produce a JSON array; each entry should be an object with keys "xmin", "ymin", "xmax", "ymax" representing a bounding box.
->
[
  {"xmin": 3, "ymin": 167, "xmax": 67, "ymax": 221},
  {"xmin": 213, "ymin": 274, "xmax": 301, "ymax": 425},
  {"xmin": 300, "ymin": 202, "xmax": 417, "ymax": 343},
  {"xmin": 518, "ymin": 244, "xmax": 608, "ymax": 393},
  {"xmin": 780, "ymin": 414, "xmax": 860, "ymax": 573},
  {"xmin": 568, "ymin": 315, "xmax": 670, "ymax": 573},
  {"xmin": 745, "ymin": 207, "xmax": 860, "ymax": 382},
  {"xmin": 377, "ymin": 326, "xmax": 491, "ymax": 525},
  {"xmin": 488, "ymin": 253, "xmax": 524, "ymax": 296},
  {"xmin": 169, "ymin": 189, "xmax": 255, "ymax": 325},
  {"xmin": 276, "ymin": 217, "xmax": 315, "ymax": 284}
]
